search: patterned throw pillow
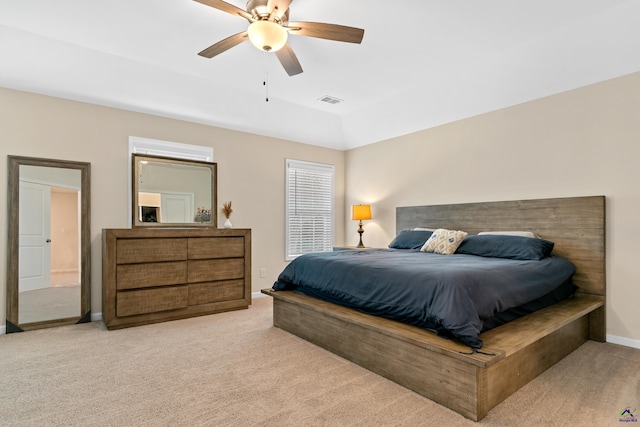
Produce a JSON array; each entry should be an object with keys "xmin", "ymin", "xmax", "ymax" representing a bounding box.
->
[{"xmin": 420, "ymin": 228, "xmax": 468, "ymax": 255}]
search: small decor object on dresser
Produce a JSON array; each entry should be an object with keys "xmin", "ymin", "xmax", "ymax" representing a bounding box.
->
[
  {"xmin": 222, "ymin": 201, "xmax": 233, "ymax": 228},
  {"xmin": 195, "ymin": 207, "xmax": 211, "ymax": 223}
]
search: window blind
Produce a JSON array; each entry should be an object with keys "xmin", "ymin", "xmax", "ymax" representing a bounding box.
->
[{"xmin": 286, "ymin": 159, "xmax": 335, "ymax": 260}]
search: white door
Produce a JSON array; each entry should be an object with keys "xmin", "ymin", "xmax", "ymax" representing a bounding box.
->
[
  {"xmin": 161, "ymin": 192, "xmax": 194, "ymax": 223},
  {"xmin": 19, "ymin": 181, "xmax": 52, "ymax": 291}
]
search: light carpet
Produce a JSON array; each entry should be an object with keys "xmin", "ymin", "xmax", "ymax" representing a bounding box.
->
[{"xmin": 0, "ymin": 297, "xmax": 638, "ymax": 426}]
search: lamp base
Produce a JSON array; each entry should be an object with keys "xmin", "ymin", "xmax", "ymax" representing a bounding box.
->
[{"xmin": 356, "ymin": 221, "xmax": 365, "ymax": 248}]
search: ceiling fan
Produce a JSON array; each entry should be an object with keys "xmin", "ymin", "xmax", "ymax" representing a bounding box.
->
[{"xmin": 194, "ymin": 0, "xmax": 365, "ymax": 76}]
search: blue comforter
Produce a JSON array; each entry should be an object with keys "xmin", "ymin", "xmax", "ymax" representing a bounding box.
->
[{"xmin": 273, "ymin": 249, "xmax": 576, "ymax": 348}]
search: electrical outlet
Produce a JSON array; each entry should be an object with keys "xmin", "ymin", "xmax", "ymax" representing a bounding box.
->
[{"xmin": 260, "ymin": 268, "xmax": 266, "ymax": 278}]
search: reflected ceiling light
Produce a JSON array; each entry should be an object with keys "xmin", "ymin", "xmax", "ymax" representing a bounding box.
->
[{"xmin": 247, "ymin": 20, "xmax": 288, "ymax": 52}]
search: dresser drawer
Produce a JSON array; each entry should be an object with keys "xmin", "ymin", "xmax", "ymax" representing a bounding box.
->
[
  {"xmin": 187, "ymin": 258, "xmax": 245, "ymax": 283},
  {"xmin": 116, "ymin": 261, "xmax": 187, "ymax": 290},
  {"xmin": 116, "ymin": 285, "xmax": 188, "ymax": 317},
  {"xmin": 187, "ymin": 237, "xmax": 244, "ymax": 259},
  {"xmin": 189, "ymin": 279, "xmax": 245, "ymax": 305},
  {"xmin": 116, "ymin": 238, "xmax": 187, "ymax": 264}
]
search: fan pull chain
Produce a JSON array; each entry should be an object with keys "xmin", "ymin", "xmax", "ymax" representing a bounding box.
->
[{"xmin": 264, "ymin": 51, "xmax": 269, "ymax": 102}]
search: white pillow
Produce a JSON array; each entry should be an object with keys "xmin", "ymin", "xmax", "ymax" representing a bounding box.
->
[
  {"xmin": 421, "ymin": 228, "xmax": 468, "ymax": 255},
  {"xmin": 478, "ymin": 231, "xmax": 539, "ymax": 239},
  {"xmin": 412, "ymin": 227, "xmax": 435, "ymax": 231}
]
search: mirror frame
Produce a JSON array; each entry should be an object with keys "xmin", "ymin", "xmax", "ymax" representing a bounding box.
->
[
  {"xmin": 132, "ymin": 154, "xmax": 218, "ymax": 228},
  {"xmin": 6, "ymin": 155, "xmax": 91, "ymax": 332}
]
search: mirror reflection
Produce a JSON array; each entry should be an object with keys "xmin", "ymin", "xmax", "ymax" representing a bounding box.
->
[
  {"xmin": 6, "ymin": 155, "xmax": 91, "ymax": 333},
  {"xmin": 18, "ymin": 166, "xmax": 82, "ymax": 324},
  {"xmin": 132, "ymin": 154, "xmax": 217, "ymax": 227}
]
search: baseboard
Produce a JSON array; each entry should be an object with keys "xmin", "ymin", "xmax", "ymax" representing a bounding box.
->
[
  {"xmin": 252, "ymin": 291, "xmax": 269, "ymax": 299},
  {"xmin": 0, "ymin": 324, "xmax": 5, "ymax": 335},
  {"xmin": 607, "ymin": 334, "xmax": 640, "ymax": 349}
]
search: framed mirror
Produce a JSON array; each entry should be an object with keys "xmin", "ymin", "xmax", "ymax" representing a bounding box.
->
[
  {"xmin": 132, "ymin": 154, "xmax": 217, "ymax": 227},
  {"xmin": 6, "ymin": 156, "xmax": 91, "ymax": 332}
]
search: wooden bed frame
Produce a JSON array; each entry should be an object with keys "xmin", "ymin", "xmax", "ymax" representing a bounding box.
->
[{"xmin": 262, "ymin": 196, "xmax": 605, "ymax": 421}]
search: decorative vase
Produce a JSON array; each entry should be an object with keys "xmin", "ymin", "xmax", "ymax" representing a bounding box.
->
[{"xmin": 223, "ymin": 218, "xmax": 232, "ymax": 228}]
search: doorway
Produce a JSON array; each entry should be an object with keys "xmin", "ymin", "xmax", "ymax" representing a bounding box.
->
[{"xmin": 18, "ymin": 176, "xmax": 81, "ymax": 324}]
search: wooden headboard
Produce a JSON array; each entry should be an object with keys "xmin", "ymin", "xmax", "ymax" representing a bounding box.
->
[{"xmin": 396, "ymin": 196, "xmax": 606, "ymax": 300}]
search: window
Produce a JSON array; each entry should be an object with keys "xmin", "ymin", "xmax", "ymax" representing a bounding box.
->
[
  {"xmin": 128, "ymin": 136, "xmax": 213, "ymax": 162},
  {"xmin": 286, "ymin": 159, "xmax": 335, "ymax": 260}
]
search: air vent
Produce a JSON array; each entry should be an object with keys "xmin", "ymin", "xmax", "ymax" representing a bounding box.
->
[{"xmin": 318, "ymin": 95, "xmax": 343, "ymax": 105}]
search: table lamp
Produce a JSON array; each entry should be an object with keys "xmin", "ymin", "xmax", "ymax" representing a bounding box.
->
[{"xmin": 352, "ymin": 204, "xmax": 372, "ymax": 248}]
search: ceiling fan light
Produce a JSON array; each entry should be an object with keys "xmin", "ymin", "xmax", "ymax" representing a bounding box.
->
[{"xmin": 248, "ymin": 20, "xmax": 288, "ymax": 52}]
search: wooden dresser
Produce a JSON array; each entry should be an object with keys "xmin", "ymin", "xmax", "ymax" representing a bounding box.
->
[{"xmin": 102, "ymin": 228, "xmax": 251, "ymax": 330}]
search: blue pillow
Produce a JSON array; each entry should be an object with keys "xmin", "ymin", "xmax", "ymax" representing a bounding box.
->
[
  {"xmin": 388, "ymin": 230, "xmax": 433, "ymax": 249},
  {"xmin": 455, "ymin": 234, "xmax": 554, "ymax": 260}
]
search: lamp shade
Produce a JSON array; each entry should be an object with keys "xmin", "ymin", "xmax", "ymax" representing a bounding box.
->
[
  {"xmin": 352, "ymin": 204, "xmax": 372, "ymax": 221},
  {"xmin": 247, "ymin": 20, "xmax": 288, "ymax": 52}
]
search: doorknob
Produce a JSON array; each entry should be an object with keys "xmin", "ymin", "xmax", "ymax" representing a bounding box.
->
[{"xmin": 46, "ymin": 239, "xmax": 51, "ymax": 243}]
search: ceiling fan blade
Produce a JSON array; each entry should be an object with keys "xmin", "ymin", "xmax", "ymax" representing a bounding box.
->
[
  {"xmin": 287, "ymin": 21, "xmax": 364, "ymax": 44},
  {"xmin": 198, "ymin": 31, "xmax": 248, "ymax": 58},
  {"xmin": 275, "ymin": 43, "xmax": 303, "ymax": 76},
  {"xmin": 194, "ymin": 0, "xmax": 252, "ymax": 21},
  {"xmin": 266, "ymin": 0, "xmax": 292, "ymax": 21}
]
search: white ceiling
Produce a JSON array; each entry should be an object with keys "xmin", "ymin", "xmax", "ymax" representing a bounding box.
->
[{"xmin": 1, "ymin": 1, "xmax": 639, "ymax": 150}]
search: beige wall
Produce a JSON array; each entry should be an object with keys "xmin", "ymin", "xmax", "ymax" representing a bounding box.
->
[
  {"xmin": 345, "ymin": 71, "xmax": 640, "ymax": 344},
  {"xmin": 0, "ymin": 87, "xmax": 345, "ymax": 323}
]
